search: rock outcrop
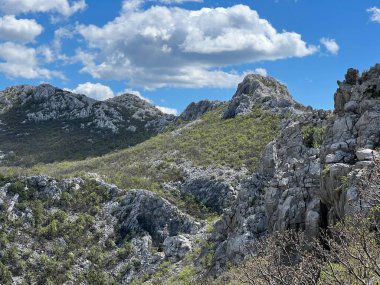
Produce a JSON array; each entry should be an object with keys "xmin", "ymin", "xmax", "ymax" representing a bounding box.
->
[
  {"xmin": 223, "ymin": 74, "xmax": 303, "ymax": 118},
  {"xmin": 320, "ymin": 65, "xmax": 380, "ymax": 225},
  {"xmin": 211, "ymin": 110, "xmax": 330, "ymax": 273},
  {"xmin": 116, "ymin": 189, "xmax": 202, "ymax": 247},
  {"xmin": 179, "ymin": 100, "xmax": 224, "ymax": 121}
]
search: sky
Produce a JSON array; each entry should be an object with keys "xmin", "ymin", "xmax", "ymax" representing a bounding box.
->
[{"xmin": 0, "ymin": 0, "xmax": 379, "ymax": 114}]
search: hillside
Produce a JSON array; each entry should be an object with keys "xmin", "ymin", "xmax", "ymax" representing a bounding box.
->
[
  {"xmin": 0, "ymin": 66, "xmax": 379, "ymax": 285},
  {"xmin": 0, "ymin": 84, "xmax": 174, "ymax": 166}
]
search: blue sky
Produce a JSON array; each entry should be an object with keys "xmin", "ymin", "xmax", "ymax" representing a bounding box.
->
[{"xmin": 0, "ymin": 0, "xmax": 379, "ymax": 114}]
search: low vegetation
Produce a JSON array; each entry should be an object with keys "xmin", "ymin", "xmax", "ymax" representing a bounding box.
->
[
  {"xmin": 1, "ymin": 105, "xmax": 280, "ymax": 217},
  {"xmin": 0, "ymin": 177, "xmax": 136, "ymax": 284}
]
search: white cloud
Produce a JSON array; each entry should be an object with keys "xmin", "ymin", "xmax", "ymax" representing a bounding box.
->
[
  {"xmin": 0, "ymin": 42, "xmax": 63, "ymax": 79},
  {"xmin": 76, "ymin": 4, "xmax": 316, "ymax": 89},
  {"xmin": 0, "ymin": 15, "xmax": 43, "ymax": 43},
  {"xmin": 37, "ymin": 46, "xmax": 54, "ymax": 63},
  {"xmin": 0, "ymin": 0, "xmax": 86, "ymax": 17},
  {"xmin": 320, "ymin": 37, "xmax": 339, "ymax": 55},
  {"xmin": 253, "ymin": 68, "xmax": 267, "ymax": 76},
  {"xmin": 368, "ymin": 7, "xmax": 380, "ymax": 23},
  {"xmin": 117, "ymin": 88, "xmax": 153, "ymax": 103},
  {"xmin": 54, "ymin": 26, "xmax": 74, "ymax": 51},
  {"xmin": 156, "ymin": 105, "xmax": 178, "ymax": 115},
  {"xmin": 71, "ymin": 82, "xmax": 114, "ymax": 100}
]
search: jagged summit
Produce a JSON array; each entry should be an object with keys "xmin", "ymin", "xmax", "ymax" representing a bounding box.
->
[
  {"xmin": 107, "ymin": 93, "xmax": 153, "ymax": 109},
  {"xmin": 223, "ymin": 73, "xmax": 302, "ymax": 118}
]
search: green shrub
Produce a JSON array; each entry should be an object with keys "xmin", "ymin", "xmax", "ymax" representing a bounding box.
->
[{"xmin": 302, "ymin": 125, "xmax": 326, "ymax": 148}]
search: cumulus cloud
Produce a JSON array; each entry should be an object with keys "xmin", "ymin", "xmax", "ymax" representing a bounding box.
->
[
  {"xmin": 0, "ymin": 0, "xmax": 86, "ymax": 17},
  {"xmin": 0, "ymin": 42, "xmax": 63, "ymax": 79},
  {"xmin": 71, "ymin": 82, "xmax": 114, "ymax": 100},
  {"xmin": 0, "ymin": 15, "xmax": 43, "ymax": 43},
  {"xmin": 320, "ymin": 37, "xmax": 339, "ymax": 55},
  {"xmin": 76, "ymin": 4, "xmax": 316, "ymax": 89},
  {"xmin": 156, "ymin": 105, "xmax": 178, "ymax": 115},
  {"xmin": 368, "ymin": 7, "xmax": 380, "ymax": 23}
]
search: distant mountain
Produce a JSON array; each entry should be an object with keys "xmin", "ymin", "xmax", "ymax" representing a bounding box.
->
[{"xmin": 0, "ymin": 84, "xmax": 175, "ymax": 165}]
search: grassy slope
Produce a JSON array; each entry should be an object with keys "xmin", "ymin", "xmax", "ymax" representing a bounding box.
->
[
  {"xmin": 7, "ymin": 104, "xmax": 280, "ymax": 191},
  {"xmin": 1, "ymin": 105, "xmax": 280, "ymax": 218}
]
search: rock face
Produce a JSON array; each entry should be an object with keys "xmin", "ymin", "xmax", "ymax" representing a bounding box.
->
[
  {"xmin": 179, "ymin": 100, "xmax": 224, "ymax": 121},
  {"xmin": 223, "ymin": 74, "xmax": 302, "ymax": 118},
  {"xmin": 320, "ymin": 64, "xmax": 380, "ymax": 225},
  {"xmin": 175, "ymin": 163, "xmax": 247, "ymax": 214},
  {"xmin": 163, "ymin": 235, "xmax": 192, "ymax": 260},
  {"xmin": 211, "ymin": 110, "xmax": 330, "ymax": 273},
  {"xmin": 117, "ymin": 189, "xmax": 201, "ymax": 247}
]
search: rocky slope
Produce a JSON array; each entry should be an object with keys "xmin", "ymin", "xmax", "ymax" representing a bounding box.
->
[
  {"xmin": 1, "ymin": 65, "xmax": 379, "ymax": 284},
  {"xmin": 320, "ymin": 66, "xmax": 380, "ymax": 225},
  {"xmin": 0, "ymin": 84, "xmax": 174, "ymax": 165},
  {"xmin": 210, "ymin": 64, "xmax": 380, "ymax": 276},
  {"xmin": 0, "ymin": 174, "xmax": 207, "ymax": 284}
]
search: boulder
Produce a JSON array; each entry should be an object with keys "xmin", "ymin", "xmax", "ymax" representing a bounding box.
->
[{"xmin": 163, "ymin": 235, "xmax": 192, "ymax": 259}]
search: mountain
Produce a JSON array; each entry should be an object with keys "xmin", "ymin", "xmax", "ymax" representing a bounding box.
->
[
  {"xmin": 0, "ymin": 84, "xmax": 175, "ymax": 166},
  {"xmin": 0, "ymin": 65, "xmax": 379, "ymax": 284}
]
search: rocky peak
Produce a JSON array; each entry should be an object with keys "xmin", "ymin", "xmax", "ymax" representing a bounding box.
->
[
  {"xmin": 223, "ymin": 74, "xmax": 301, "ymax": 118},
  {"xmin": 179, "ymin": 99, "xmax": 224, "ymax": 121},
  {"xmin": 334, "ymin": 64, "xmax": 380, "ymax": 114},
  {"xmin": 107, "ymin": 93, "xmax": 154, "ymax": 111}
]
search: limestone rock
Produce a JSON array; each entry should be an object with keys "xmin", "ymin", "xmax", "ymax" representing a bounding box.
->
[
  {"xmin": 116, "ymin": 189, "xmax": 202, "ymax": 247},
  {"xmin": 179, "ymin": 100, "xmax": 224, "ymax": 121},
  {"xmin": 211, "ymin": 109, "xmax": 330, "ymax": 274},
  {"xmin": 223, "ymin": 74, "xmax": 302, "ymax": 118},
  {"xmin": 321, "ymin": 64, "xmax": 380, "ymax": 226},
  {"xmin": 163, "ymin": 235, "xmax": 192, "ymax": 259}
]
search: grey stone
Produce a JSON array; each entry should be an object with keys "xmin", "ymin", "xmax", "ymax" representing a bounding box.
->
[
  {"xmin": 356, "ymin": 148, "xmax": 375, "ymax": 161},
  {"xmin": 163, "ymin": 235, "xmax": 192, "ymax": 259},
  {"xmin": 179, "ymin": 100, "xmax": 224, "ymax": 121},
  {"xmin": 223, "ymin": 74, "xmax": 302, "ymax": 118}
]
